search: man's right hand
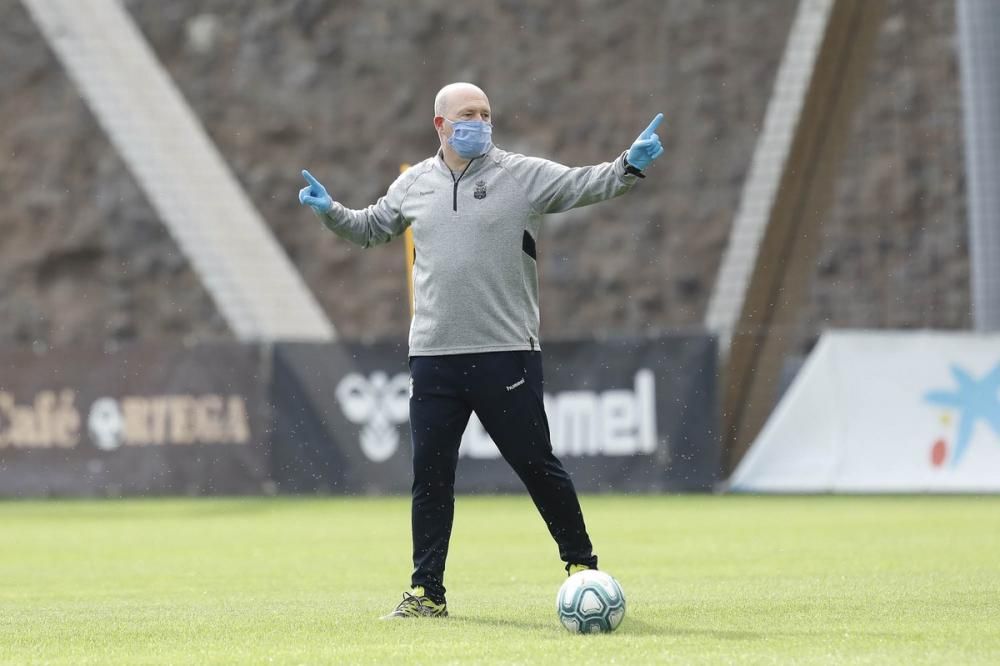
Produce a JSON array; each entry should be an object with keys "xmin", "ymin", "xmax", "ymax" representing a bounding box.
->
[{"xmin": 299, "ymin": 169, "xmax": 333, "ymax": 214}]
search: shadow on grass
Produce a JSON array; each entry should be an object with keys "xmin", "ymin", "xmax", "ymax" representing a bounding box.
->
[
  {"xmin": 447, "ymin": 614, "xmax": 553, "ymax": 632},
  {"xmin": 448, "ymin": 614, "xmax": 760, "ymax": 639},
  {"xmin": 449, "ymin": 615, "xmax": 913, "ymax": 642}
]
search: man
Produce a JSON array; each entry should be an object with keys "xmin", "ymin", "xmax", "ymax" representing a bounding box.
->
[{"xmin": 299, "ymin": 82, "xmax": 663, "ymax": 619}]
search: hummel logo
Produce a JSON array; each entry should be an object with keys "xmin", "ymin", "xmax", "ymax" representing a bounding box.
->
[
  {"xmin": 505, "ymin": 378, "xmax": 526, "ymax": 392},
  {"xmin": 417, "ymin": 190, "xmax": 435, "ymax": 195}
]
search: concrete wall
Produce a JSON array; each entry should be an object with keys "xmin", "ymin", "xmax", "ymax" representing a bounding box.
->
[{"xmin": 0, "ymin": 0, "xmax": 965, "ymax": 350}]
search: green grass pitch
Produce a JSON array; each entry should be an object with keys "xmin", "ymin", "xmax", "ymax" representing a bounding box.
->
[{"xmin": 2, "ymin": 495, "xmax": 998, "ymax": 664}]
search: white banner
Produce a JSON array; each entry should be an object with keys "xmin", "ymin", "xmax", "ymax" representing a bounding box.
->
[{"xmin": 730, "ymin": 330, "xmax": 1000, "ymax": 492}]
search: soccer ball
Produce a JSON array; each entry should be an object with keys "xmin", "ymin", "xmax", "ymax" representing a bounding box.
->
[{"xmin": 556, "ymin": 569, "xmax": 626, "ymax": 634}]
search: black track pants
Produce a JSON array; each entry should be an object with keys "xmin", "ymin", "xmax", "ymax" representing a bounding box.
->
[{"xmin": 408, "ymin": 351, "xmax": 597, "ymax": 601}]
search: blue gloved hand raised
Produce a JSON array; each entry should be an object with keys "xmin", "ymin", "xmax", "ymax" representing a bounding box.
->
[
  {"xmin": 298, "ymin": 169, "xmax": 333, "ymax": 214},
  {"xmin": 626, "ymin": 113, "xmax": 665, "ymax": 172}
]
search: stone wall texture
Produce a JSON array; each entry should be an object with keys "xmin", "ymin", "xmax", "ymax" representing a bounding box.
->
[{"xmin": 0, "ymin": 0, "xmax": 967, "ymax": 351}]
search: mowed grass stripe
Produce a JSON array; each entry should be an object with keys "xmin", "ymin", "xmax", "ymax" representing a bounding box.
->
[{"xmin": 1, "ymin": 496, "xmax": 998, "ymax": 665}]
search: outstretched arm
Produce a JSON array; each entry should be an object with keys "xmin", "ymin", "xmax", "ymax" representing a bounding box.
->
[
  {"xmin": 298, "ymin": 169, "xmax": 411, "ymax": 248},
  {"xmin": 508, "ymin": 113, "xmax": 665, "ymax": 214}
]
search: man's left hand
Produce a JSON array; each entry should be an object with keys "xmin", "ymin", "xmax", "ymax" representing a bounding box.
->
[{"xmin": 626, "ymin": 113, "xmax": 665, "ymax": 171}]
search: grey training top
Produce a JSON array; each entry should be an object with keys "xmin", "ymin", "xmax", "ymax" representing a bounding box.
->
[{"xmin": 317, "ymin": 146, "xmax": 640, "ymax": 356}]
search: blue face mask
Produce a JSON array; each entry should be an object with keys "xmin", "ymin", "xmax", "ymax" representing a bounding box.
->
[{"xmin": 446, "ymin": 119, "xmax": 492, "ymax": 159}]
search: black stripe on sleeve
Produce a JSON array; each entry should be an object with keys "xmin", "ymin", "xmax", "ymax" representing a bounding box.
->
[{"xmin": 522, "ymin": 230, "xmax": 537, "ymax": 260}]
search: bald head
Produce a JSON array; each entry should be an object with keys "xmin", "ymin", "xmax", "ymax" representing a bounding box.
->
[
  {"xmin": 434, "ymin": 82, "xmax": 490, "ymax": 118},
  {"xmin": 433, "ymin": 82, "xmax": 493, "ymax": 168}
]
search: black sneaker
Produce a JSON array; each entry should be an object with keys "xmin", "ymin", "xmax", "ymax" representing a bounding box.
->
[{"xmin": 380, "ymin": 586, "xmax": 448, "ymax": 619}]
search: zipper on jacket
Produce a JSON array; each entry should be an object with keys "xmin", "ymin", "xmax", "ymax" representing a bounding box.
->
[
  {"xmin": 529, "ymin": 336, "xmax": 535, "ymax": 351},
  {"xmin": 450, "ymin": 159, "xmax": 475, "ymax": 212}
]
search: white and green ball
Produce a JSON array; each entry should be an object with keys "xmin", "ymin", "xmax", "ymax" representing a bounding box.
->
[{"xmin": 556, "ymin": 570, "xmax": 626, "ymax": 634}]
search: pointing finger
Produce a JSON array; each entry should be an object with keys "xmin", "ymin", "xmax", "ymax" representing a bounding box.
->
[
  {"xmin": 301, "ymin": 169, "xmax": 322, "ymax": 189},
  {"xmin": 640, "ymin": 113, "xmax": 664, "ymax": 139}
]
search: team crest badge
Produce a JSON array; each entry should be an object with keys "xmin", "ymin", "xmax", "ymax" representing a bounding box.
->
[{"xmin": 474, "ymin": 180, "xmax": 487, "ymax": 199}]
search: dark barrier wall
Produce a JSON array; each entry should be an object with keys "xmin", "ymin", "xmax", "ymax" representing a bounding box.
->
[
  {"xmin": 271, "ymin": 336, "xmax": 719, "ymax": 494},
  {"xmin": 0, "ymin": 344, "xmax": 270, "ymax": 497},
  {"xmin": 0, "ymin": 336, "xmax": 717, "ymax": 496},
  {"xmin": 269, "ymin": 342, "xmax": 412, "ymax": 494}
]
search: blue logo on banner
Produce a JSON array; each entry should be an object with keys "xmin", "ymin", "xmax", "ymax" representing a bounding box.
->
[{"xmin": 924, "ymin": 362, "xmax": 1000, "ymax": 467}]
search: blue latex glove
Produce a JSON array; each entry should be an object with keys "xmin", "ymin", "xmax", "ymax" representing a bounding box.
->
[
  {"xmin": 298, "ymin": 169, "xmax": 333, "ymax": 214},
  {"xmin": 626, "ymin": 113, "xmax": 665, "ymax": 171}
]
